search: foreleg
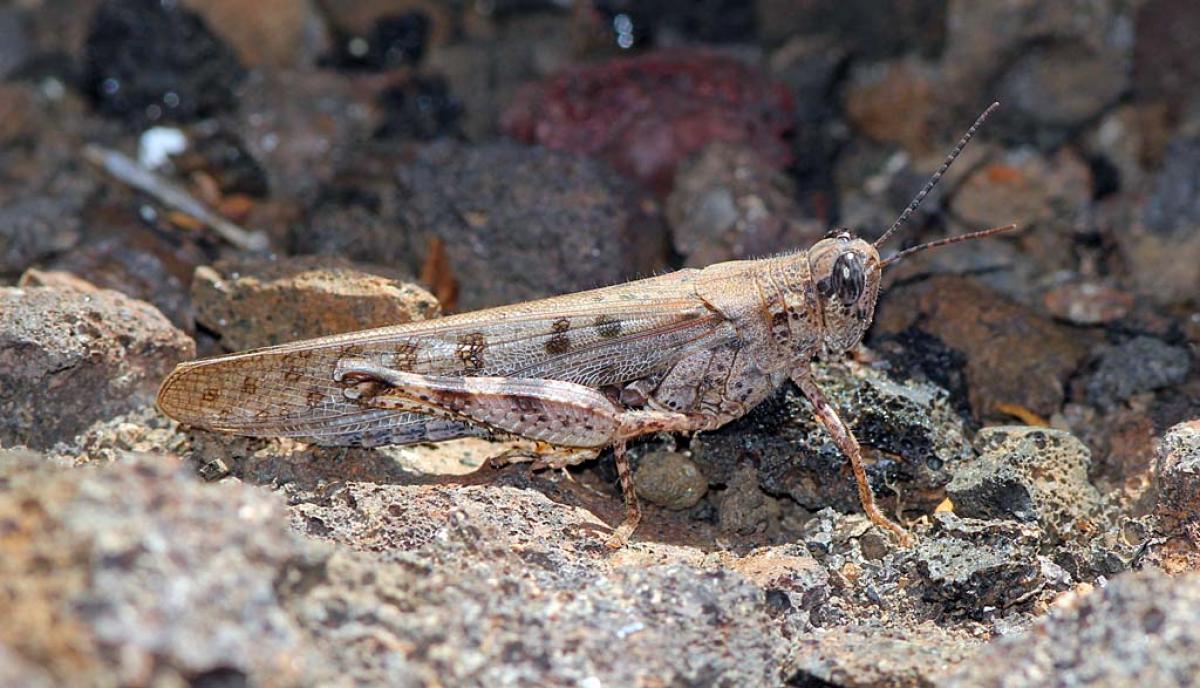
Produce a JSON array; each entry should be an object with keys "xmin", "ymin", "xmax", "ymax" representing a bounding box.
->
[{"xmin": 791, "ymin": 368, "xmax": 914, "ymax": 546}]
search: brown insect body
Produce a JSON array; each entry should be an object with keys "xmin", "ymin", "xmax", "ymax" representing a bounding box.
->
[{"xmin": 159, "ymin": 105, "xmax": 1011, "ymax": 547}]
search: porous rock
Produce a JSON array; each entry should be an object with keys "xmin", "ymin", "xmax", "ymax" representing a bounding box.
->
[
  {"xmin": 947, "ymin": 427, "xmax": 1103, "ymax": 543},
  {"xmin": 299, "ymin": 140, "xmax": 668, "ymax": 310},
  {"xmin": 693, "ymin": 359, "xmax": 974, "ymax": 516},
  {"xmin": 0, "ymin": 286, "xmax": 194, "ymax": 449},
  {"xmin": 912, "ymin": 514, "xmax": 1057, "ymax": 618},
  {"xmin": 942, "ymin": 570, "xmax": 1200, "ymax": 687},
  {"xmin": 192, "ymin": 254, "xmax": 440, "ymax": 351},
  {"xmin": 0, "ymin": 452, "xmax": 335, "ymax": 686}
]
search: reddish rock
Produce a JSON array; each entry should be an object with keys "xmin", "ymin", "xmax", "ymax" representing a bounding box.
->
[
  {"xmin": 1042, "ymin": 281, "xmax": 1134, "ymax": 325},
  {"xmin": 0, "ymin": 287, "xmax": 194, "ymax": 449},
  {"xmin": 875, "ymin": 275, "xmax": 1090, "ymax": 419},
  {"xmin": 192, "ymin": 255, "xmax": 440, "ymax": 351},
  {"xmin": 502, "ymin": 49, "xmax": 794, "ymax": 195},
  {"xmin": 181, "ymin": 0, "xmax": 324, "ymax": 68}
]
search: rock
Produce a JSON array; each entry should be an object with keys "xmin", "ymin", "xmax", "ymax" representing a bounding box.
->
[
  {"xmin": 950, "ymin": 147, "xmax": 1093, "ymax": 232},
  {"xmin": 947, "ymin": 427, "xmax": 1103, "ymax": 543},
  {"xmin": 44, "ymin": 225, "xmax": 207, "ymax": 333},
  {"xmin": 634, "ymin": 449, "xmax": 708, "ymax": 511},
  {"xmin": 0, "ymin": 84, "xmax": 98, "ymax": 274},
  {"xmin": 83, "ymin": 0, "xmax": 246, "ymax": 126},
  {"xmin": 1155, "ymin": 420, "xmax": 1200, "ymax": 530},
  {"xmin": 941, "ymin": 570, "xmax": 1200, "ymax": 687},
  {"xmin": 992, "ymin": 38, "xmax": 1129, "ymax": 144},
  {"xmin": 1142, "ymin": 136, "xmax": 1200, "ymax": 236},
  {"xmin": 1133, "ymin": 0, "xmax": 1200, "ymax": 113},
  {"xmin": 939, "ymin": 0, "xmax": 1133, "ymax": 145},
  {"xmin": 666, "ymin": 142, "xmax": 824, "ymax": 267},
  {"xmin": 298, "ymin": 140, "xmax": 669, "ymax": 311},
  {"xmin": 180, "ymin": 0, "xmax": 325, "ymax": 68},
  {"xmin": 693, "ymin": 359, "xmax": 974, "ymax": 517},
  {"xmin": 0, "ymin": 286, "xmax": 194, "ymax": 449},
  {"xmin": 425, "ymin": 12, "xmax": 573, "ymax": 141},
  {"xmin": 789, "ymin": 622, "xmax": 979, "ymax": 688},
  {"xmin": 843, "ymin": 57, "xmax": 942, "ymax": 156},
  {"xmin": 288, "ymin": 481, "xmax": 798, "ymax": 686},
  {"xmin": 223, "ymin": 70, "xmax": 380, "ymax": 203},
  {"xmin": 0, "ymin": 6, "xmax": 31, "ymax": 79},
  {"xmin": 1084, "ymin": 336, "xmax": 1191, "ymax": 410},
  {"xmin": 875, "ymin": 275, "xmax": 1090, "ymax": 419},
  {"xmin": 719, "ymin": 466, "xmax": 783, "ymax": 536},
  {"xmin": 374, "ymin": 74, "xmax": 463, "ymax": 141},
  {"xmin": 913, "ymin": 514, "xmax": 1054, "ymax": 618},
  {"xmin": 756, "ymin": 0, "xmax": 948, "ymax": 58},
  {"xmin": 191, "ymin": 255, "xmax": 440, "ymax": 351},
  {"xmin": 1042, "ymin": 281, "xmax": 1134, "ymax": 325},
  {"xmin": 589, "ymin": 0, "xmax": 757, "ymax": 49},
  {"xmin": 501, "ymin": 49, "xmax": 794, "ymax": 195},
  {"xmin": 0, "ymin": 452, "xmax": 336, "ymax": 686}
]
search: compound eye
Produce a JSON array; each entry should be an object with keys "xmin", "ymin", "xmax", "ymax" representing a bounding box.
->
[{"xmin": 830, "ymin": 253, "xmax": 865, "ymax": 302}]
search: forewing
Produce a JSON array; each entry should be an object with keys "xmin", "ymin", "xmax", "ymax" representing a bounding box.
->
[{"xmin": 157, "ymin": 271, "xmax": 731, "ymax": 444}]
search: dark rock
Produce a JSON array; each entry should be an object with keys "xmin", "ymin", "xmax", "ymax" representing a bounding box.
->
[
  {"xmin": 168, "ymin": 128, "xmax": 271, "ymax": 198},
  {"xmin": 870, "ymin": 326, "xmax": 974, "ymax": 423},
  {"xmin": 0, "ymin": 6, "xmax": 31, "ymax": 79},
  {"xmin": 939, "ymin": 1, "xmax": 1133, "ymax": 146},
  {"xmin": 947, "ymin": 427, "xmax": 1103, "ymax": 543},
  {"xmin": 634, "ymin": 449, "xmax": 708, "ymax": 510},
  {"xmin": 83, "ymin": 0, "xmax": 246, "ymax": 126},
  {"xmin": 1084, "ymin": 336, "xmax": 1191, "ymax": 410},
  {"xmin": 1133, "ymin": 0, "xmax": 1200, "ymax": 111},
  {"xmin": 875, "ymin": 275, "xmax": 1090, "ymax": 420},
  {"xmin": 719, "ymin": 466, "xmax": 783, "ymax": 536},
  {"xmin": 0, "ymin": 84, "xmax": 99, "ymax": 274},
  {"xmin": 1142, "ymin": 136, "xmax": 1200, "ymax": 236},
  {"xmin": 298, "ymin": 140, "xmax": 669, "ymax": 311},
  {"xmin": 913, "ymin": 514, "xmax": 1053, "ymax": 618},
  {"xmin": 501, "ymin": 49, "xmax": 794, "ymax": 195},
  {"xmin": 374, "ymin": 74, "xmax": 463, "ymax": 141},
  {"xmin": 666, "ymin": 142, "xmax": 825, "ymax": 267},
  {"xmin": 1122, "ymin": 136, "xmax": 1200, "ymax": 304},
  {"xmin": 693, "ymin": 360, "xmax": 973, "ymax": 517},
  {"xmin": 425, "ymin": 12, "xmax": 573, "ymax": 141},
  {"xmin": 44, "ymin": 223, "xmax": 207, "ymax": 333},
  {"xmin": 942, "ymin": 570, "xmax": 1200, "ymax": 687},
  {"xmin": 0, "ymin": 452, "xmax": 336, "ymax": 686},
  {"xmin": 180, "ymin": 0, "xmax": 325, "ymax": 68},
  {"xmin": 591, "ymin": 0, "xmax": 758, "ymax": 49},
  {"xmin": 756, "ymin": 0, "xmax": 947, "ymax": 58},
  {"xmin": 323, "ymin": 10, "xmax": 430, "ymax": 71},
  {"xmin": 191, "ymin": 255, "xmax": 440, "ymax": 351},
  {"xmin": 0, "ymin": 286, "xmax": 194, "ymax": 449},
  {"xmin": 222, "ymin": 70, "xmax": 380, "ymax": 203},
  {"xmin": 1155, "ymin": 420, "xmax": 1200, "ymax": 531}
]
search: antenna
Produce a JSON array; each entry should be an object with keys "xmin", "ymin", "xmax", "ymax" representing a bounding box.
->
[
  {"xmin": 879, "ymin": 223, "xmax": 1019, "ymax": 268},
  {"xmin": 873, "ymin": 102, "xmax": 1001, "ymax": 250}
]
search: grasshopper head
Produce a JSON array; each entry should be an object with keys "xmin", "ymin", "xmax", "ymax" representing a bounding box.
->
[{"xmin": 807, "ymin": 232, "xmax": 882, "ymax": 357}]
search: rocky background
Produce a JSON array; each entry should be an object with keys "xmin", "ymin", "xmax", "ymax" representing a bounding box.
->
[{"xmin": 2, "ymin": 0, "xmax": 1199, "ymax": 686}]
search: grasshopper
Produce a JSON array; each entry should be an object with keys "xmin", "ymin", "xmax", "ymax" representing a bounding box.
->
[{"xmin": 158, "ymin": 103, "xmax": 1015, "ymax": 548}]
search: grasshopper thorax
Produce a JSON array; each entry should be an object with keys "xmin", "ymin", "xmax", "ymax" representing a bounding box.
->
[{"xmin": 806, "ymin": 231, "xmax": 882, "ymax": 358}]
